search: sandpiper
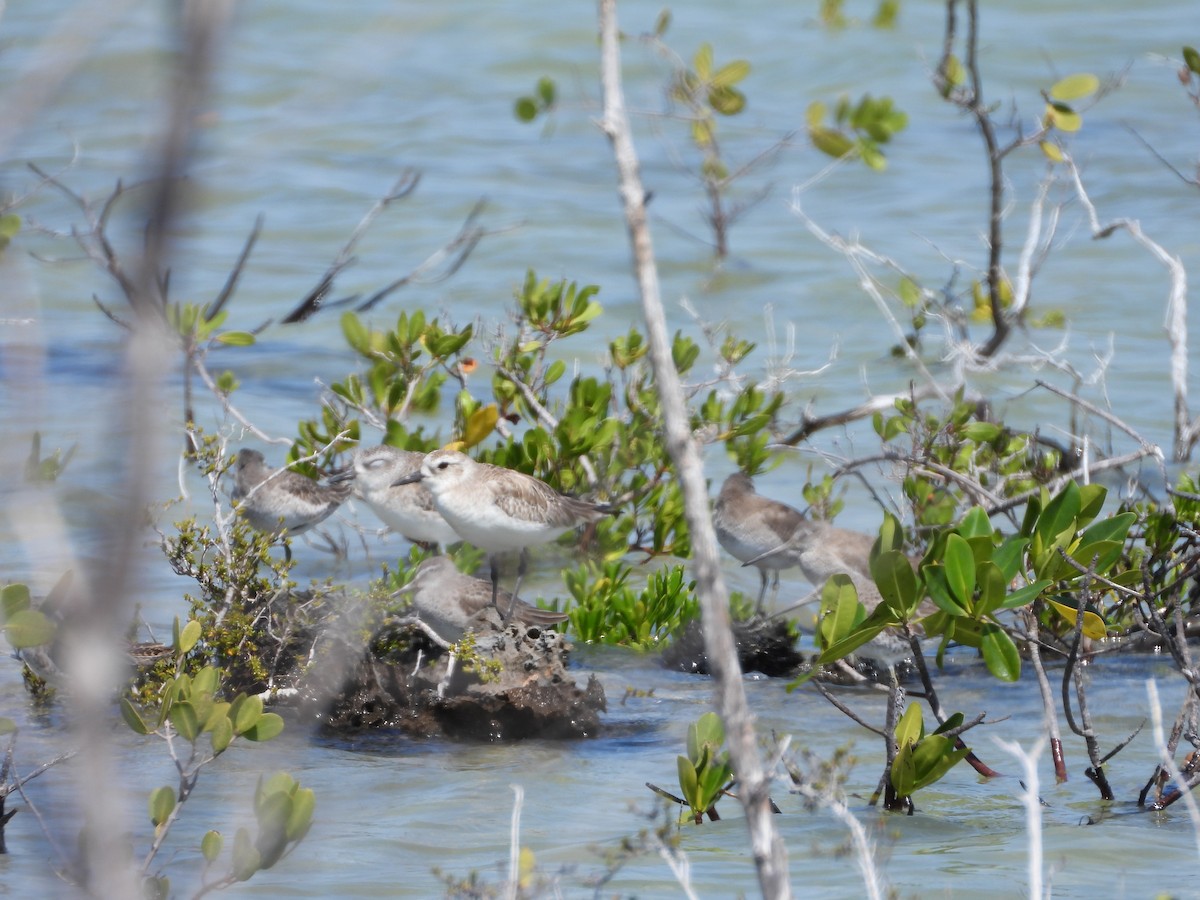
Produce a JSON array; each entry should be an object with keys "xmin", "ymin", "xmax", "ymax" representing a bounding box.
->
[
  {"xmin": 393, "ymin": 449, "xmax": 610, "ymax": 620},
  {"xmin": 335, "ymin": 445, "xmax": 460, "ymax": 549},
  {"xmin": 398, "ymin": 556, "xmax": 568, "ymax": 644},
  {"xmin": 231, "ymin": 448, "xmax": 351, "ymax": 553},
  {"xmin": 714, "ymin": 472, "xmax": 872, "ymax": 613}
]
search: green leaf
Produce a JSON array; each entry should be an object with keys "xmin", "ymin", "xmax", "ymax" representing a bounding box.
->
[
  {"xmin": 214, "ymin": 331, "xmax": 255, "ymax": 347},
  {"xmin": 924, "ymin": 566, "xmax": 967, "ymax": 617},
  {"xmin": 1044, "ymin": 103, "xmax": 1082, "ymax": 132},
  {"xmin": 170, "ymin": 701, "xmax": 200, "ymax": 742},
  {"xmin": 677, "ymin": 756, "xmax": 700, "ymax": 811},
  {"xmin": 1, "ymin": 583, "xmax": 31, "ymax": 618},
  {"xmin": 1185, "ymin": 46, "xmax": 1200, "ymax": 76},
  {"xmin": 4, "ymin": 609, "xmax": 56, "ymax": 649},
  {"xmin": 871, "ymin": 550, "xmax": 919, "ymax": 617},
  {"xmin": 895, "ymin": 702, "xmax": 923, "ymax": 748},
  {"xmin": 693, "ymin": 43, "xmax": 713, "ymax": 81},
  {"xmin": 890, "ymin": 742, "xmax": 916, "ymax": 796},
  {"xmin": 201, "ymin": 830, "xmax": 223, "ymax": 864},
  {"xmin": 211, "ymin": 715, "xmax": 234, "ymax": 755},
  {"xmin": 0, "ymin": 213, "xmax": 21, "ymax": 239},
  {"xmin": 943, "ymin": 534, "xmax": 976, "ymax": 609},
  {"xmin": 817, "ymin": 574, "xmax": 865, "ymax": 649},
  {"xmin": 1049, "ymin": 73, "xmax": 1099, "ymax": 101},
  {"xmin": 285, "ymin": 788, "xmax": 315, "ymax": 841},
  {"xmin": 232, "ymin": 827, "xmax": 262, "ymax": 881},
  {"xmin": 149, "ymin": 785, "xmax": 175, "ymax": 827},
  {"xmin": 514, "ymin": 97, "xmax": 538, "ymax": 122},
  {"xmin": 230, "ymin": 693, "xmax": 264, "ymax": 735},
  {"xmin": 810, "ymin": 126, "xmax": 855, "ymax": 159},
  {"xmin": 242, "ymin": 712, "xmax": 285, "ymax": 742},
  {"xmin": 536, "ymin": 76, "xmax": 556, "ymax": 106},
  {"xmin": 974, "ymin": 561, "xmax": 1008, "ymax": 616},
  {"xmin": 711, "ymin": 60, "xmax": 750, "ymax": 88},
  {"xmin": 177, "ymin": 619, "xmax": 201, "ymax": 655},
  {"xmin": 980, "ymin": 623, "xmax": 1020, "ymax": 682},
  {"xmin": 121, "ymin": 698, "xmax": 150, "ymax": 735},
  {"xmin": 957, "ymin": 506, "xmax": 994, "ymax": 539},
  {"xmin": 997, "ymin": 579, "xmax": 1052, "ymax": 610}
]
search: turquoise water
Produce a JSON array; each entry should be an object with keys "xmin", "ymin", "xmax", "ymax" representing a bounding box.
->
[{"xmin": 3, "ymin": 0, "xmax": 1200, "ymax": 895}]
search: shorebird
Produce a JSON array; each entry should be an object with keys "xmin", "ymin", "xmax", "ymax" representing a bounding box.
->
[
  {"xmin": 231, "ymin": 448, "xmax": 351, "ymax": 557},
  {"xmin": 334, "ymin": 445, "xmax": 460, "ymax": 549},
  {"xmin": 398, "ymin": 556, "xmax": 568, "ymax": 644},
  {"xmin": 713, "ymin": 472, "xmax": 870, "ymax": 614},
  {"xmin": 393, "ymin": 449, "xmax": 610, "ymax": 621}
]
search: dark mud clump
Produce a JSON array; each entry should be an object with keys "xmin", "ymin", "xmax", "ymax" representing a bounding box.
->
[
  {"xmin": 303, "ymin": 609, "xmax": 606, "ymax": 741},
  {"xmin": 663, "ymin": 616, "xmax": 804, "ymax": 677}
]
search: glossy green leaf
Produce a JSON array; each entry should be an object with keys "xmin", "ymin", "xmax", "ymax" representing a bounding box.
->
[
  {"xmin": 997, "ymin": 578, "xmax": 1053, "ymax": 610},
  {"xmin": 817, "ymin": 574, "xmax": 865, "ymax": 649},
  {"xmin": 895, "ymin": 702, "xmax": 923, "ymax": 748},
  {"xmin": 890, "ymin": 742, "xmax": 916, "ymax": 796},
  {"xmin": 957, "ymin": 506, "xmax": 994, "ymax": 539},
  {"xmin": 943, "ymin": 534, "xmax": 976, "ymax": 609},
  {"xmin": 980, "ymin": 623, "xmax": 1020, "ymax": 682},
  {"xmin": 677, "ymin": 756, "xmax": 699, "ymax": 811},
  {"xmin": 975, "ymin": 562, "xmax": 1008, "ymax": 616},
  {"xmin": 924, "ymin": 566, "xmax": 967, "ymax": 617},
  {"xmin": 872, "ymin": 549, "xmax": 919, "ymax": 617},
  {"xmin": 1049, "ymin": 73, "xmax": 1099, "ymax": 101}
]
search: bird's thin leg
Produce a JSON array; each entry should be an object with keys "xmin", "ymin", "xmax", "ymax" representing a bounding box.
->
[
  {"xmin": 769, "ymin": 569, "xmax": 781, "ymax": 610},
  {"xmin": 502, "ymin": 549, "xmax": 528, "ymax": 626},
  {"xmin": 755, "ymin": 569, "xmax": 769, "ymax": 616},
  {"xmin": 489, "ymin": 554, "xmax": 502, "ymax": 610}
]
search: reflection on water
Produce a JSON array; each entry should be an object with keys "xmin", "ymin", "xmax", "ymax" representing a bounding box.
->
[{"xmin": 3, "ymin": 0, "xmax": 1200, "ymax": 895}]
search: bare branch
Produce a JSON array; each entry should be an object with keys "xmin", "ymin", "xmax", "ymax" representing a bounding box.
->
[{"xmin": 597, "ymin": 2, "xmax": 790, "ymax": 893}]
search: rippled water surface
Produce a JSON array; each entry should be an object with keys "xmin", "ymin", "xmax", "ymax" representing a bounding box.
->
[{"xmin": 3, "ymin": 0, "xmax": 1200, "ymax": 896}]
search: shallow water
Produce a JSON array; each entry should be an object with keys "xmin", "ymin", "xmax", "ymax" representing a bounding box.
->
[{"xmin": 3, "ymin": 0, "xmax": 1200, "ymax": 896}]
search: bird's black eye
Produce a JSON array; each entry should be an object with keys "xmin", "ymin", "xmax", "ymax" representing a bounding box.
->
[{"xmin": 437, "ymin": 460, "xmax": 450, "ymax": 470}]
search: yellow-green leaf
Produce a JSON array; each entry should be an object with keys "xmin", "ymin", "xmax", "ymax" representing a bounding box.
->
[
  {"xmin": 149, "ymin": 785, "xmax": 175, "ymax": 827},
  {"xmin": 1049, "ymin": 73, "xmax": 1099, "ymax": 101},
  {"xmin": 810, "ymin": 126, "xmax": 855, "ymax": 159},
  {"xmin": 201, "ymin": 830, "xmax": 223, "ymax": 864},
  {"xmin": 1044, "ymin": 103, "xmax": 1082, "ymax": 133},
  {"xmin": 895, "ymin": 702, "xmax": 923, "ymax": 748},
  {"xmin": 4, "ymin": 609, "xmax": 56, "ymax": 649},
  {"xmin": 711, "ymin": 60, "xmax": 750, "ymax": 89},
  {"xmin": 177, "ymin": 619, "xmax": 201, "ymax": 655},
  {"xmin": 1040, "ymin": 141, "xmax": 1064, "ymax": 163},
  {"xmin": 460, "ymin": 405, "xmax": 499, "ymax": 450},
  {"xmin": 214, "ymin": 331, "xmax": 255, "ymax": 347},
  {"xmin": 1049, "ymin": 599, "xmax": 1107, "ymax": 640}
]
